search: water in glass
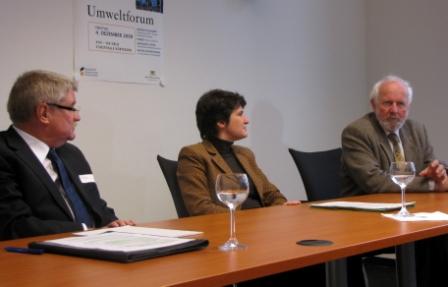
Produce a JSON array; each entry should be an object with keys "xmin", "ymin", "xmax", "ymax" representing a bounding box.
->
[
  {"xmin": 390, "ymin": 161, "xmax": 416, "ymax": 217},
  {"xmin": 215, "ymin": 173, "xmax": 249, "ymax": 251}
]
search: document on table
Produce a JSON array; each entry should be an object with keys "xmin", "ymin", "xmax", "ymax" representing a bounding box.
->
[
  {"xmin": 29, "ymin": 230, "xmax": 209, "ymax": 262},
  {"xmin": 73, "ymin": 225, "xmax": 202, "ymax": 238},
  {"xmin": 310, "ymin": 201, "xmax": 416, "ymax": 212},
  {"xmin": 40, "ymin": 232, "xmax": 195, "ymax": 252}
]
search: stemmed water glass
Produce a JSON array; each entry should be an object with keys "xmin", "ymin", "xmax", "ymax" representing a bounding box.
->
[
  {"xmin": 390, "ymin": 161, "xmax": 416, "ymax": 217},
  {"xmin": 215, "ymin": 173, "xmax": 249, "ymax": 251}
]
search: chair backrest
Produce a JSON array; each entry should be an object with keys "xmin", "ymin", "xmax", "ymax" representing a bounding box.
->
[
  {"xmin": 288, "ymin": 148, "xmax": 342, "ymax": 201},
  {"xmin": 156, "ymin": 155, "xmax": 190, "ymax": 218}
]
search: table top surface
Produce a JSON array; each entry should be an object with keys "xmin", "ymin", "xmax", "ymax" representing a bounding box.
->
[{"xmin": 2, "ymin": 192, "xmax": 448, "ymax": 287}]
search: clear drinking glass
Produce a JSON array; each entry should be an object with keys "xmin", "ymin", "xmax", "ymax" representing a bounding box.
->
[
  {"xmin": 390, "ymin": 161, "xmax": 416, "ymax": 217},
  {"xmin": 215, "ymin": 173, "xmax": 249, "ymax": 251}
]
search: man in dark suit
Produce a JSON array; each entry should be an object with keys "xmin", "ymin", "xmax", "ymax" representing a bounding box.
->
[
  {"xmin": 341, "ymin": 75, "xmax": 448, "ymax": 287},
  {"xmin": 0, "ymin": 70, "xmax": 134, "ymax": 240}
]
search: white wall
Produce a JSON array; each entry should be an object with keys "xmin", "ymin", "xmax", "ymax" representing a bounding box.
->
[
  {"xmin": 366, "ymin": 0, "xmax": 448, "ymax": 161},
  {"xmin": 0, "ymin": 0, "xmax": 367, "ymax": 222}
]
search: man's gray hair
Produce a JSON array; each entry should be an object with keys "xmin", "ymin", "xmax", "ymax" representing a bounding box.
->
[
  {"xmin": 7, "ymin": 70, "xmax": 78, "ymax": 124},
  {"xmin": 369, "ymin": 75, "xmax": 413, "ymax": 103}
]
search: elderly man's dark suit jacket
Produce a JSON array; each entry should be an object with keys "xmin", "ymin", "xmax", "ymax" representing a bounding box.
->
[
  {"xmin": 177, "ymin": 140, "xmax": 287, "ymax": 216},
  {"xmin": 0, "ymin": 127, "xmax": 117, "ymax": 240},
  {"xmin": 341, "ymin": 112, "xmax": 435, "ymax": 196}
]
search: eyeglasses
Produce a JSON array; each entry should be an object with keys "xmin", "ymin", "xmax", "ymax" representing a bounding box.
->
[{"xmin": 47, "ymin": 103, "xmax": 80, "ymax": 112}]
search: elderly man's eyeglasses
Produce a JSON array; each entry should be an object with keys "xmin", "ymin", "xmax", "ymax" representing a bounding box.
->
[{"xmin": 47, "ymin": 103, "xmax": 80, "ymax": 112}]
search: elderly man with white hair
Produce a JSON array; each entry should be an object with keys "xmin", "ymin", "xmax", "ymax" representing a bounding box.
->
[
  {"xmin": 341, "ymin": 75, "xmax": 448, "ymax": 196},
  {"xmin": 341, "ymin": 75, "xmax": 448, "ymax": 287}
]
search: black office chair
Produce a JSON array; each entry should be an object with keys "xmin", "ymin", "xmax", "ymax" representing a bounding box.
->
[
  {"xmin": 288, "ymin": 147, "xmax": 342, "ymax": 201},
  {"xmin": 157, "ymin": 155, "xmax": 190, "ymax": 218},
  {"xmin": 288, "ymin": 147, "xmax": 396, "ymax": 287}
]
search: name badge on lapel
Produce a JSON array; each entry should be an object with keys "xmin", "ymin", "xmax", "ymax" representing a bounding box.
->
[{"xmin": 79, "ymin": 174, "xmax": 95, "ymax": 183}]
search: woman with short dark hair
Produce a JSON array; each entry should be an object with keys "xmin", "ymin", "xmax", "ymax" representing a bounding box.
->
[{"xmin": 177, "ymin": 89, "xmax": 297, "ymax": 216}]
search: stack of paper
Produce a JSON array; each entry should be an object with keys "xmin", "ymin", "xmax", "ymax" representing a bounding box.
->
[
  {"xmin": 74, "ymin": 225, "xmax": 202, "ymax": 237},
  {"xmin": 29, "ymin": 226, "xmax": 208, "ymax": 262}
]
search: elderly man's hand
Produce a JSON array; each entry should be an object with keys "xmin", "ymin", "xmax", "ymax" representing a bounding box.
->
[{"xmin": 419, "ymin": 160, "xmax": 448, "ymax": 191}]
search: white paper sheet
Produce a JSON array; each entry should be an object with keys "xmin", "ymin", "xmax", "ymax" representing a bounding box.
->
[
  {"xmin": 74, "ymin": 226, "xmax": 202, "ymax": 238},
  {"xmin": 382, "ymin": 211, "xmax": 448, "ymax": 221},
  {"xmin": 47, "ymin": 232, "xmax": 194, "ymax": 252}
]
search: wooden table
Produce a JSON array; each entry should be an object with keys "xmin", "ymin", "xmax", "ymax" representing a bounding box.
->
[{"xmin": 1, "ymin": 193, "xmax": 448, "ymax": 287}]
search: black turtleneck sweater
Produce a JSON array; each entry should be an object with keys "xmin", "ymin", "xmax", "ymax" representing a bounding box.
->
[{"xmin": 210, "ymin": 138, "xmax": 262, "ymax": 209}]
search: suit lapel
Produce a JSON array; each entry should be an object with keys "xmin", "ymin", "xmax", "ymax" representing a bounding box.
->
[
  {"xmin": 380, "ymin": 134, "xmax": 394, "ymax": 164},
  {"xmin": 400, "ymin": 124, "xmax": 417, "ymax": 163},
  {"xmin": 203, "ymin": 140, "xmax": 232, "ymax": 173},
  {"xmin": 56, "ymin": 147, "xmax": 95, "ymax": 214},
  {"xmin": 369, "ymin": 114, "xmax": 395, "ymax": 164},
  {"xmin": 232, "ymin": 146, "xmax": 264, "ymax": 199},
  {"xmin": 203, "ymin": 140, "xmax": 265, "ymax": 201},
  {"xmin": 6, "ymin": 127, "xmax": 74, "ymax": 218}
]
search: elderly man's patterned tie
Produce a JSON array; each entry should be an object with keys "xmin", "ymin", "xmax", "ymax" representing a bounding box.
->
[{"xmin": 388, "ymin": 133, "xmax": 405, "ymax": 162}]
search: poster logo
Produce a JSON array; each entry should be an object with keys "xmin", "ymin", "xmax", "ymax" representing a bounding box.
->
[{"xmin": 136, "ymin": 0, "xmax": 163, "ymax": 13}]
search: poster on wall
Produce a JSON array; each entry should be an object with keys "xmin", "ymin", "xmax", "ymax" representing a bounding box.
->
[{"xmin": 74, "ymin": 0, "xmax": 164, "ymax": 85}]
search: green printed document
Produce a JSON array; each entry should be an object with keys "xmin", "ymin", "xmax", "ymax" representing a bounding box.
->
[{"xmin": 29, "ymin": 228, "xmax": 208, "ymax": 262}]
